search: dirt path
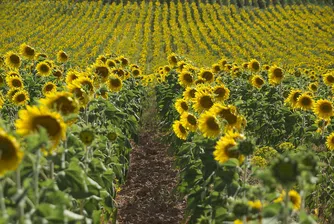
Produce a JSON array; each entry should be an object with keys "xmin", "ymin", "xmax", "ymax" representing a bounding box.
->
[{"xmin": 116, "ymin": 122, "xmax": 186, "ymax": 223}]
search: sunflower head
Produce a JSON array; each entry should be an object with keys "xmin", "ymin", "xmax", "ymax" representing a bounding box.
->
[
  {"xmin": 242, "ymin": 62, "xmax": 249, "ymax": 69},
  {"xmin": 198, "ymin": 111, "xmax": 221, "ymax": 138},
  {"xmin": 172, "ymin": 120, "xmax": 188, "ymax": 140},
  {"xmin": 12, "ymin": 89, "xmax": 30, "ymax": 106},
  {"xmin": 212, "ymin": 63, "xmax": 221, "ymax": 73},
  {"xmin": 65, "ymin": 70, "xmax": 79, "ymax": 84},
  {"xmin": 219, "ymin": 58, "xmax": 228, "ymax": 67},
  {"xmin": 106, "ymin": 59, "xmax": 116, "ymax": 68},
  {"xmin": 289, "ymin": 190, "xmax": 301, "ymax": 210},
  {"xmin": 178, "ymin": 71, "xmax": 193, "ymax": 87},
  {"xmin": 251, "ymin": 75, "xmax": 265, "ymax": 89},
  {"xmin": 68, "ymin": 84, "xmax": 90, "ymax": 107},
  {"xmin": 214, "ymin": 135, "xmax": 244, "ymax": 164},
  {"xmin": 132, "ymin": 68, "xmax": 141, "ymax": 77},
  {"xmin": 323, "ymin": 72, "xmax": 334, "ymax": 86},
  {"xmin": 36, "ymin": 61, "xmax": 52, "ymax": 76},
  {"xmin": 5, "ymin": 51, "xmax": 21, "ymax": 69},
  {"xmin": 0, "ymin": 129, "xmax": 23, "ymax": 177},
  {"xmin": 200, "ymin": 70, "xmax": 214, "ymax": 83},
  {"xmin": 57, "ymin": 50, "xmax": 68, "ymax": 63},
  {"xmin": 313, "ymin": 99, "xmax": 334, "ymax": 120},
  {"xmin": 6, "ymin": 88, "xmax": 21, "ymax": 101},
  {"xmin": 73, "ymin": 76, "xmax": 95, "ymax": 95},
  {"xmin": 53, "ymin": 70, "xmax": 63, "ymax": 79},
  {"xmin": 213, "ymin": 85, "xmax": 230, "ymax": 101},
  {"xmin": 94, "ymin": 65, "xmax": 110, "ymax": 82},
  {"xmin": 326, "ymin": 132, "xmax": 334, "ymax": 151},
  {"xmin": 308, "ymin": 82, "xmax": 318, "ymax": 92},
  {"xmin": 6, "ymin": 76, "xmax": 24, "ymax": 89},
  {"xmin": 174, "ymin": 98, "xmax": 189, "ymax": 114},
  {"xmin": 20, "ymin": 43, "xmax": 35, "ymax": 59},
  {"xmin": 193, "ymin": 91, "xmax": 214, "ymax": 113},
  {"xmin": 40, "ymin": 91, "xmax": 79, "ymax": 116},
  {"xmin": 268, "ymin": 66, "xmax": 284, "ymax": 85},
  {"xmin": 15, "ymin": 106, "xmax": 67, "ymax": 151},
  {"xmin": 167, "ymin": 53, "xmax": 179, "ymax": 66},
  {"xmin": 296, "ymin": 93, "xmax": 314, "ymax": 110},
  {"xmin": 183, "ymin": 87, "xmax": 197, "ymax": 100},
  {"xmin": 96, "ymin": 55, "xmax": 107, "ymax": 64},
  {"xmin": 248, "ymin": 59, "xmax": 260, "ymax": 72},
  {"xmin": 181, "ymin": 113, "xmax": 197, "ymax": 132},
  {"xmin": 42, "ymin": 82, "xmax": 57, "ymax": 96},
  {"xmin": 119, "ymin": 57, "xmax": 129, "ymax": 67},
  {"xmin": 285, "ymin": 89, "xmax": 302, "ymax": 108}
]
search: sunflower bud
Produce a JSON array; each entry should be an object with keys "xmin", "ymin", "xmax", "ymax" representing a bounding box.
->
[
  {"xmin": 79, "ymin": 129, "xmax": 95, "ymax": 146},
  {"xmin": 272, "ymin": 156, "xmax": 299, "ymax": 186},
  {"xmin": 238, "ymin": 139, "xmax": 255, "ymax": 156},
  {"xmin": 232, "ymin": 201, "xmax": 249, "ymax": 218}
]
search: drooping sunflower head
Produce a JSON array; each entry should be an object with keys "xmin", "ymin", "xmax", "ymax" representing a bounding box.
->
[
  {"xmin": 248, "ymin": 59, "xmax": 260, "ymax": 72},
  {"xmin": 285, "ymin": 89, "xmax": 302, "ymax": 108},
  {"xmin": 106, "ymin": 75, "xmax": 122, "ymax": 92},
  {"xmin": 12, "ymin": 89, "xmax": 30, "ymax": 106},
  {"xmin": 198, "ymin": 111, "xmax": 221, "ymax": 138},
  {"xmin": 181, "ymin": 112, "xmax": 197, "ymax": 132},
  {"xmin": 172, "ymin": 120, "xmax": 188, "ymax": 140},
  {"xmin": 200, "ymin": 69, "xmax": 214, "ymax": 83},
  {"xmin": 183, "ymin": 87, "xmax": 197, "ymax": 101},
  {"xmin": 6, "ymin": 76, "xmax": 24, "ymax": 89},
  {"xmin": 40, "ymin": 91, "xmax": 79, "ymax": 116},
  {"xmin": 326, "ymin": 132, "xmax": 334, "ymax": 151},
  {"xmin": 268, "ymin": 66, "xmax": 284, "ymax": 85},
  {"xmin": 251, "ymin": 75, "xmax": 265, "ymax": 89},
  {"xmin": 175, "ymin": 98, "xmax": 189, "ymax": 114},
  {"xmin": 313, "ymin": 99, "xmax": 334, "ymax": 120},
  {"xmin": 323, "ymin": 72, "xmax": 334, "ymax": 86},
  {"xmin": 308, "ymin": 82, "xmax": 318, "ymax": 92},
  {"xmin": 167, "ymin": 53, "xmax": 179, "ymax": 66},
  {"xmin": 193, "ymin": 91, "xmax": 214, "ymax": 113},
  {"xmin": 178, "ymin": 71, "xmax": 194, "ymax": 87},
  {"xmin": 42, "ymin": 82, "xmax": 57, "ymax": 96},
  {"xmin": 296, "ymin": 93, "xmax": 314, "ymax": 111},
  {"xmin": 73, "ymin": 76, "xmax": 95, "ymax": 95},
  {"xmin": 0, "ymin": 129, "xmax": 23, "ymax": 177},
  {"xmin": 20, "ymin": 43, "xmax": 35, "ymax": 59},
  {"xmin": 57, "ymin": 50, "xmax": 68, "ymax": 63},
  {"xmin": 15, "ymin": 106, "xmax": 67, "ymax": 151},
  {"xmin": 213, "ymin": 84, "xmax": 230, "ymax": 101},
  {"xmin": 214, "ymin": 135, "xmax": 243, "ymax": 164},
  {"xmin": 36, "ymin": 61, "xmax": 52, "ymax": 76},
  {"xmin": 5, "ymin": 51, "xmax": 21, "ymax": 69}
]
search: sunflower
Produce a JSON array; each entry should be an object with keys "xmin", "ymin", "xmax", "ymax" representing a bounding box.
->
[
  {"xmin": 164, "ymin": 66, "xmax": 171, "ymax": 73},
  {"xmin": 79, "ymin": 129, "xmax": 95, "ymax": 146},
  {"xmin": 15, "ymin": 106, "xmax": 67, "ymax": 150},
  {"xmin": 193, "ymin": 91, "xmax": 214, "ymax": 113},
  {"xmin": 0, "ymin": 129, "xmax": 23, "ymax": 176},
  {"xmin": 268, "ymin": 66, "xmax": 284, "ymax": 85},
  {"xmin": 132, "ymin": 68, "xmax": 141, "ymax": 77},
  {"xmin": 313, "ymin": 99, "xmax": 334, "ymax": 120},
  {"xmin": 296, "ymin": 93, "xmax": 314, "ymax": 110},
  {"xmin": 200, "ymin": 69, "xmax": 214, "ymax": 83},
  {"xmin": 5, "ymin": 51, "xmax": 21, "ymax": 69},
  {"xmin": 68, "ymin": 84, "xmax": 90, "ymax": 107},
  {"xmin": 96, "ymin": 55, "xmax": 107, "ymax": 64},
  {"xmin": 12, "ymin": 89, "xmax": 30, "ymax": 106},
  {"xmin": 42, "ymin": 82, "xmax": 57, "ymax": 96},
  {"xmin": 326, "ymin": 132, "xmax": 334, "ymax": 151},
  {"xmin": 20, "ymin": 43, "xmax": 35, "ymax": 59},
  {"xmin": 120, "ymin": 57, "xmax": 129, "ymax": 67},
  {"xmin": 183, "ymin": 87, "xmax": 197, "ymax": 100},
  {"xmin": 178, "ymin": 71, "xmax": 193, "ymax": 87},
  {"xmin": 175, "ymin": 98, "xmax": 189, "ymax": 114},
  {"xmin": 219, "ymin": 58, "xmax": 228, "ymax": 67},
  {"xmin": 248, "ymin": 200, "xmax": 262, "ymax": 212},
  {"xmin": 251, "ymin": 75, "xmax": 265, "ymax": 89},
  {"xmin": 242, "ymin": 62, "xmax": 249, "ymax": 69},
  {"xmin": 213, "ymin": 84, "xmax": 230, "ymax": 101},
  {"xmin": 53, "ymin": 70, "xmax": 63, "ymax": 79},
  {"xmin": 65, "ymin": 70, "xmax": 79, "ymax": 84},
  {"xmin": 323, "ymin": 72, "xmax": 334, "ymax": 86},
  {"xmin": 225, "ymin": 64, "xmax": 233, "ymax": 71},
  {"xmin": 168, "ymin": 53, "xmax": 178, "ymax": 66},
  {"xmin": 6, "ymin": 88, "xmax": 21, "ymax": 101},
  {"xmin": 36, "ymin": 61, "xmax": 52, "ymax": 76},
  {"xmin": 212, "ymin": 63, "xmax": 221, "ymax": 73},
  {"xmin": 213, "ymin": 135, "xmax": 244, "ymax": 164},
  {"xmin": 97, "ymin": 86, "xmax": 108, "ymax": 99},
  {"xmin": 210, "ymin": 103, "xmax": 237, "ymax": 119},
  {"xmin": 35, "ymin": 53, "xmax": 48, "ymax": 60},
  {"xmin": 198, "ymin": 111, "xmax": 221, "ymax": 138},
  {"xmin": 262, "ymin": 64, "xmax": 270, "ymax": 70},
  {"xmin": 73, "ymin": 76, "xmax": 94, "ymax": 94},
  {"xmin": 106, "ymin": 59, "xmax": 116, "ymax": 68},
  {"xmin": 57, "ymin": 50, "xmax": 68, "ymax": 63},
  {"xmin": 106, "ymin": 75, "xmax": 122, "ymax": 92},
  {"xmin": 285, "ymin": 89, "xmax": 302, "ymax": 108},
  {"xmin": 274, "ymin": 190, "xmax": 301, "ymax": 210},
  {"xmin": 248, "ymin": 59, "xmax": 260, "ymax": 72},
  {"xmin": 181, "ymin": 112, "xmax": 197, "ymax": 131},
  {"xmin": 172, "ymin": 120, "xmax": 188, "ymax": 140},
  {"xmin": 40, "ymin": 91, "xmax": 79, "ymax": 116},
  {"xmin": 194, "ymin": 78, "xmax": 206, "ymax": 85},
  {"xmin": 308, "ymin": 82, "xmax": 318, "ymax": 92},
  {"xmin": 6, "ymin": 76, "xmax": 24, "ymax": 89},
  {"xmin": 94, "ymin": 64, "xmax": 110, "ymax": 82}
]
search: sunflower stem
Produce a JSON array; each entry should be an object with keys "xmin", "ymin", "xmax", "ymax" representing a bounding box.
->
[
  {"xmin": 0, "ymin": 178, "xmax": 8, "ymax": 219},
  {"xmin": 84, "ymin": 145, "xmax": 89, "ymax": 172},
  {"xmin": 34, "ymin": 148, "xmax": 41, "ymax": 206},
  {"xmin": 16, "ymin": 168, "xmax": 25, "ymax": 222},
  {"xmin": 61, "ymin": 138, "xmax": 68, "ymax": 170},
  {"xmin": 283, "ymin": 187, "xmax": 290, "ymax": 224},
  {"xmin": 49, "ymin": 160, "xmax": 54, "ymax": 179}
]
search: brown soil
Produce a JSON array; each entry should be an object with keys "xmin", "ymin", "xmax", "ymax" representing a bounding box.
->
[{"xmin": 116, "ymin": 129, "xmax": 186, "ymax": 224}]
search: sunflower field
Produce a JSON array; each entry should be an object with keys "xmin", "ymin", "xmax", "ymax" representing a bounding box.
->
[{"xmin": 1, "ymin": 0, "xmax": 334, "ymax": 223}]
